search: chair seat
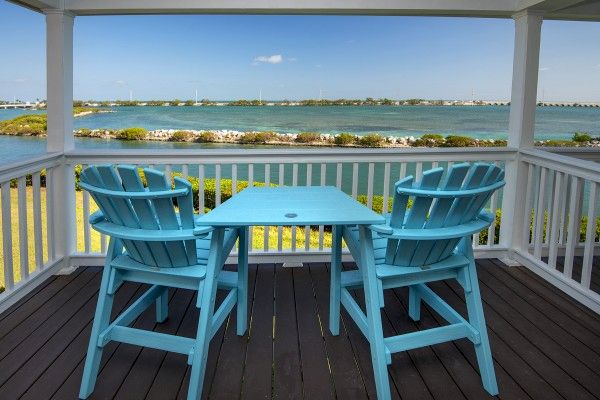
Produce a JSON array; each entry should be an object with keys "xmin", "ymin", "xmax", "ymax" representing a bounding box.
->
[
  {"xmin": 111, "ymin": 228, "xmax": 237, "ymax": 281},
  {"xmin": 344, "ymin": 226, "xmax": 469, "ymax": 279}
]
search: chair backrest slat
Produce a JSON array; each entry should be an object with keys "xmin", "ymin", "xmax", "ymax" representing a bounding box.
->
[
  {"xmin": 144, "ymin": 169, "xmax": 190, "ymax": 267},
  {"xmin": 80, "ymin": 166, "xmax": 144, "ymax": 263},
  {"xmin": 384, "ymin": 162, "xmax": 504, "ymax": 267},
  {"xmin": 80, "ymin": 165, "xmax": 198, "ymax": 268},
  {"xmin": 117, "ymin": 165, "xmax": 172, "ymax": 267},
  {"xmin": 391, "ymin": 168, "xmax": 444, "ymax": 266}
]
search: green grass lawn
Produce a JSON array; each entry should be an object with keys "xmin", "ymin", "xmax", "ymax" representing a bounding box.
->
[{"xmin": 1, "ymin": 188, "xmax": 332, "ymax": 289}]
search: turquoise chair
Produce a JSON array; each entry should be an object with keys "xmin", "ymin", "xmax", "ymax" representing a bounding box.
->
[
  {"xmin": 78, "ymin": 165, "xmax": 247, "ymax": 400},
  {"xmin": 330, "ymin": 162, "xmax": 504, "ymax": 399}
]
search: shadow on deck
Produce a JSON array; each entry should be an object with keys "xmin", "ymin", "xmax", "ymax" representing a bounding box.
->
[{"xmin": 0, "ymin": 259, "xmax": 599, "ymax": 400}]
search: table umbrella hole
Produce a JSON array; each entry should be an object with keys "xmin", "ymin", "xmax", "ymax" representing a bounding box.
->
[{"xmin": 285, "ymin": 213, "xmax": 298, "ymax": 218}]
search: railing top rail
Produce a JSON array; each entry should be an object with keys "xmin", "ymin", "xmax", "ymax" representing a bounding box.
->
[
  {"xmin": 65, "ymin": 147, "xmax": 518, "ymax": 164},
  {"xmin": 0, "ymin": 152, "xmax": 62, "ymax": 183},
  {"xmin": 520, "ymin": 148, "xmax": 600, "ymax": 183}
]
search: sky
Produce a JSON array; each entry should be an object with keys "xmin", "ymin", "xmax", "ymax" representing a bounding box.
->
[{"xmin": 0, "ymin": 0, "xmax": 599, "ymax": 102}]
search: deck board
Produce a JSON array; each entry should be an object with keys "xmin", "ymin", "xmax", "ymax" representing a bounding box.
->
[{"xmin": 1, "ymin": 259, "xmax": 599, "ymax": 400}]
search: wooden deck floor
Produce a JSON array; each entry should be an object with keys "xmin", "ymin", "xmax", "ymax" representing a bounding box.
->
[{"xmin": 0, "ymin": 259, "xmax": 599, "ymax": 400}]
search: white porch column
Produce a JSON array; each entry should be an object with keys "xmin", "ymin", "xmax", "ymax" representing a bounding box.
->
[
  {"xmin": 500, "ymin": 11, "xmax": 543, "ymax": 261},
  {"xmin": 45, "ymin": 10, "xmax": 77, "ymax": 269}
]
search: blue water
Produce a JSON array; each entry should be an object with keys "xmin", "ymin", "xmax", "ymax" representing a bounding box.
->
[{"xmin": 0, "ymin": 105, "xmax": 598, "ymax": 165}]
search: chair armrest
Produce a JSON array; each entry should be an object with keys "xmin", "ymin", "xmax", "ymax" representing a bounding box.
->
[
  {"xmin": 89, "ymin": 210, "xmax": 213, "ymax": 241},
  {"xmin": 369, "ymin": 210, "xmax": 493, "ymax": 240}
]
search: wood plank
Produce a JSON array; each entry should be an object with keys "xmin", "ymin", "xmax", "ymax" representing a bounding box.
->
[
  {"xmin": 241, "ymin": 263, "xmax": 275, "ymax": 399},
  {"xmin": 475, "ymin": 263, "xmax": 600, "ymax": 396},
  {"xmin": 309, "ymin": 263, "xmax": 369, "ymax": 399},
  {"xmin": 113, "ymin": 289, "xmax": 196, "ymax": 400},
  {"xmin": 19, "ymin": 281, "xmax": 144, "ymax": 400},
  {"xmin": 206, "ymin": 264, "xmax": 258, "ymax": 400},
  {"xmin": 341, "ymin": 262, "xmax": 424, "ymax": 400},
  {"xmin": 293, "ymin": 265, "xmax": 336, "ymax": 400},
  {"xmin": 273, "ymin": 266, "xmax": 303, "ymax": 399},
  {"xmin": 87, "ymin": 289, "xmax": 177, "ymax": 399},
  {"xmin": 389, "ymin": 286, "xmax": 529, "ymax": 400},
  {"xmin": 489, "ymin": 259, "xmax": 600, "ymax": 340},
  {"xmin": 0, "ymin": 270, "xmax": 102, "ymax": 387}
]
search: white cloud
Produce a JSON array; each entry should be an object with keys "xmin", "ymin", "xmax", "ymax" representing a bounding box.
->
[
  {"xmin": 539, "ymin": 67, "xmax": 550, "ymax": 71},
  {"xmin": 13, "ymin": 78, "xmax": 28, "ymax": 83},
  {"xmin": 114, "ymin": 80, "xmax": 127, "ymax": 85},
  {"xmin": 253, "ymin": 54, "xmax": 283, "ymax": 65}
]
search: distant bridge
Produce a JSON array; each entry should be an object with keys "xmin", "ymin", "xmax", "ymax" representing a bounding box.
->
[{"xmin": 0, "ymin": 103, "xmax": 41, "ymax": 110}]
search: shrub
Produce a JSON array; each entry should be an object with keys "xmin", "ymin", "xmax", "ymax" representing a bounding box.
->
[
  {"xmin": 295, "ymin": 132, "xmax": 321, "ymax": 143},
  {"xmin": 358, "ymin": 133, "xmax": 385, "ymax": 147},
  {"xmin": 442, "ymin": 135, "xmax": 477, "ymax": 147},
  {"xmin": 0, "ymin": 114, "xmax": 47, "ymax": 136},
  {"xmin": 169, "ymin": 130, "xmax": 193, "ymax": 142},
  {"xmin": 572, "ymin": 132, "xmax": 592, "ymax": 143},
  {"xmin": 238, "ymin": 131, "xmax": 276, "ymax": 144},
  {"xmin": 411, "ymin": 134, "xmax": 444, "ymax": 147},
  {"xmin": 116, "ymin": 127, "xmax": 148, "ymax": 140},
  {"xmin": 195, "ymin": 131, "xmax": 218, "ymax": 143},
  {"xmin": 334, "ymin": 133, "xmax": 356, "ymax": 146}
]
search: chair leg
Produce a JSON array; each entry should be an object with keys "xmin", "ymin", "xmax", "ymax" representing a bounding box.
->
[
  {"xmin": 408, "ymin": 285, "xmax": 421, "ymax": 321},
  {"xmin": 329, "ymin": 225, "xmax": 343, "ymax": 336},
  {"xmin": 156, "ymin": 286, "xmax": 169, "ymax": 323},
  {"xmin": 358, "ymin": 226, "xmax": 392, "ymax": 400},
  {"xmin": 79, "ymin": 265, "xmax": 115, "ymax": 399},
  {"xmin": 236, "ymin": 227, "xmax": 248, "ymax": 336},
  {"xmin": 187, "ymin": 227, "xmax": 224, "ymax": 400},
  {"xmin": 464, "ymin": 261, "xmax": 498, "ymax": 396}
]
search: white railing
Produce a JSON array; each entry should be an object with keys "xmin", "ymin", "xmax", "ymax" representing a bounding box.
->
[
  {"xmin": 2, "ymin": 146, "xmax": 598, "ymax": 314},
  {"xmin": 0, "ymin": 153, "xmax": 64, "ymax": 313},
  {"xmin": 65, "ymin": 147, "xmax": 516, "ymax": 265},
  {"xmin": 513, "ymin": 148, "xmax": 600, "ymax": 313}
]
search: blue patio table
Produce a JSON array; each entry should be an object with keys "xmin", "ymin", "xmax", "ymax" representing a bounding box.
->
[{"xmin": 195, "ymin": 185, "xmax": 385, "ymax": 336}]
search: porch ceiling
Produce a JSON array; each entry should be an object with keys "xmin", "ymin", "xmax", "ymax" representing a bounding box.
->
[{"xmin": 8, "ymin": 0, "xmax": 600, "ymax": 20}]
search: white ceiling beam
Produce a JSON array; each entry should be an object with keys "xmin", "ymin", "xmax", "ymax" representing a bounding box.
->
[
  {"xmin": 545, "ymin": 0, "xmax": 600, "ymax": 20},
  {"xmin": 63, "ymin": 0, "xmax": 520, "ymax": 16},
  {"xmin": 7, "ymin": 0, "xmax": 62, "ymax": 12}
]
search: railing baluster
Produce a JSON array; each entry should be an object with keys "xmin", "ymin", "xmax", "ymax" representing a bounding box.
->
[
  {"xmin": 264, "ymin": 164, "xmax": 271, "ymax": 252},
  {"xmin": 547, "ymin": 171, "xmax": 565, "ymax": 268},
  {"xmin": 46, "ymin": 168, "xmax": 55, "ymax": 261},
  {"xmin": 367, "ymin": 163, "xmax": 374, "ymax": 209},
  {"xmin": 305, "ymin": 164, "xmax": 312, "ymax": 251},
  {"xmin": 164, "ymin": 164, "xmax": 172, "ymax": 181},
  {"xmin": 580, "ymin": 182, "xmax": 598, "ymax": 289},
  {"xmin": 83, "ymin": 188, "xmax": 91, "ymax": 253},
  {"xmin": 215, "ymin": 164, "xmax": 222, "ymax": 206},
  {"xmin": 278, "ymin": 164, "xmax": 284, "ymax": 252},
  {"xmin": 198, "ymin": 164, "xmax": 205, "ymax": 214},
  {"xmin": 291, "ymin": 163, "xmax": 298, "ymax": 252},
  {"xmin": 533, "ymin": 167, "xmax": 547, "ymax": 259},
  {"xmin": 232, "ymin": 164, "xmax": 238, "ymax": 196},
  {"xmin": 1, "ymin": 181, "xmax": 14, "ymax": 290},
  {"xmin": 182, "ymin": 164, "xmax": 189, "ymax": 179},
  {"xmin": 564, "ymin": 175, "xmax": 583, "ymax": 278},
  {"xmin": 544, "ymin": 169, "xmax": 555, "ymax": 245},
  {"xmin": 32, "ymin": 172, "xmax": 43, "ymax": 269},
  {"xmin": 399, "ymin": 162, "xmax": 407, "ymax": 180},
  {"xmin": 248, "ymin": 164, "xmax": 254, "ymax": 253},
  {"xmin": 382, "ymin": 162, "xmax": 391, "ymax": 214},
  {"xmin": 521, "ymin": 163, "xmax": 535, "ymax": 251},
  {"xmin": 319, "ymin": 163, "xmax": 326, "ymax": 251},
  {"xmin": 17, "ymin": 176, "xmax": 29, "ymax": 280},
  {"xmin": 351, "ymin": 163, "xmax": 358, "ymax": 199},
  {"xmin": 415, "ymin": 162, "xmax": 423, "ymax": 181}
]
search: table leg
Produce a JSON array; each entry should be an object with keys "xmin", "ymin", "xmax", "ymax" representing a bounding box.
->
[
  {"xmin": 329, "ymin": 225, "xmax": 343, "ymax": 335},
  {"xmin": 237, "ymin": 226, "xmax": 249, "ymax": 335}
]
